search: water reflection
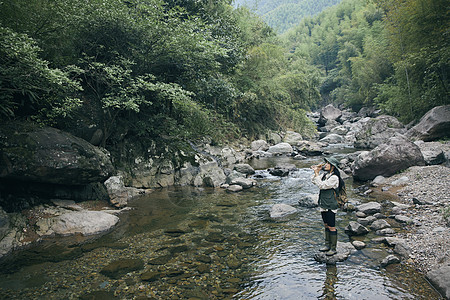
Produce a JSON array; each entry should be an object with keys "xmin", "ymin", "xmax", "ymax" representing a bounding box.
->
[
  {"xmin": 320, "ymin": 265, "xmax": 338, "ymax": 300},
  {"xmin": 0, "ymin": 159, "xmax": 443, "ymax": 299}
]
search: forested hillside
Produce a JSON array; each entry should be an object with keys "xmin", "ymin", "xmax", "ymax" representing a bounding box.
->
[
  {"xmin": 0, "ymin": 0, "xmax": 316, "ymax": 150},
  {"xmin": 1, "ymin": 0, "xmax": 448, "ymax": 151},
  {"xmin": 233, "ymin": 0, "xmax": 342, "ymax": 33},
  {"xmin": 283, "ymin": 0, "xmax": 449, "ymax": 122}
]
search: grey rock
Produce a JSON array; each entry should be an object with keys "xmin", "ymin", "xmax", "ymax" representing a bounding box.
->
[
  {"xmin": 345, "ymin": 221, "xmax": 369, "ymax": 236},
  {"xmin": 394, "ymin": 242, "xmax": 411, "ymax": 258},
  {"xmin": 370, "ymin": 219, "xmax": 391, "ymax": 231},
  {"xmin": 357, "ymin": 216, "xmax": 376, "ymax": 226},
  {"xmin": 394, "ymin": 215, "xmax": 413, "ymax": 224},
  {"xmin": 352, "ymin": 135, "xmax": 426, "ymax": 181},
  {"xmin": 319, "ymin": 104, "xmax": 342, "ymax": 126},
  {"xmin": 104, "ymin": 176, "xmax": 145, "ymax": 208},
  {"xmin": 354, "ymin": 115, "xmax": 406, "ymax": 149},
  {"xmin": 352, "ymin": 240, "xmax": 366, "ymax": 250},
  {"xmin": 230, "ymin": 177, "xmax": 256, "ymax": 189},
  {"xmin": 373, "ymin": 213, "xmax": 386, "ymax": 219},
  {"xmin": 426, "ymin": 262, "xmax": 450, "ymax": 299},
  {"xmin": 36, "ymin": 211, "xmax": 119, "ymax": 237},
  {"xmin": 320, "ymin": 134, "xmax": 344, "ymax": 144},
  {"xmin": 357, "ymin": 202, "xmax": 382, "ymax": 215},
  {"xmin": 357, "ymin": 216, "xmax": 377, "ymax": 226},
  {"xmin": 0, "ymin": 208, "xmax": 10, "ymax": 240},
  {"xmin": 390, "ymin": 176, "xmax": 409, "ymax": 186},
  {"xmin": 355, "ymin": 211, "xmax": 367, "ymax": 218},
  {"xmin": 270, "ymin": 204, "xmax": 296, "ymax": 218},
  {"xmin": 314, "ymin": 242, "xmax": 356, "ymax": 265},
  {"xmin": 269, "ymin": 163, "xmax": 297, "ymax": 177},
  {"xmin": 226, "ymin": 185, "xmax": 243, "ymax": 193},
  {"xmin": 296, "ymin": 140, "xmax": 325, "ymax": 156},
  {"xmin": 233, "ymin": 164, "xmax": 255, "ymax": 176},
  {"xmin": 251, "ymin": 140, "xmax": 269, "ymax": 151},
  {"xmin": 376, "ymin": 228, "xmax": 396, "ymax": 236},
  {"xmin": 283, "ymin": 131, "xmax": 303, "ymax": 146},
  {"xmin": 267, "ymin": 143, "xmax": 293, "ymax": 155},
  {"xmin": 381, "ymin": 255, "xmax": 400, "ymax": 267},
  {"xmin": 0, "ymin": 122, "xmax": 114, "ymax": 185},
  {"xmin": 406, "ymin": 105, "xmax": 450, "ymax": 141},
  {"xmin": 298, "ymin": 194, "xmax": 319, "ymax": 208}
]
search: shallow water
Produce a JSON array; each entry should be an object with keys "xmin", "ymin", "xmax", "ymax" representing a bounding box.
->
[{"xmin": 0, "ymin": 157, "xmax": 443, "ymax": 299}]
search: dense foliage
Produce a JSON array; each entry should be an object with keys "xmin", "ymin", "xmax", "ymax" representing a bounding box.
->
[
  {"xmin": 1, "ymin": 0, "xmax": 447, "ymax": 151},
  {"xmin": 283, "ymin": 0, "xmax": 449, "ymax": 122},
  {"xmin": 0, "ymin": 0, "xmax": 315, "ymax": 148},
  {"xmin": 234, "ymin": 0, "xmax": 343, "ymax": 33}
]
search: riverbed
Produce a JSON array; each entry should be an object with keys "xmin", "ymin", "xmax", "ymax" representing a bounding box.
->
[{"xmin": 0, "ymin": 156, "xmax": 442, "ymax": 299}]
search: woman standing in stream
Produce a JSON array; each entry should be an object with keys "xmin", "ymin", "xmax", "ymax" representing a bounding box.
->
[{"xmin": 311, "ymin": 157, "xmax": 345, "ymax": 256}]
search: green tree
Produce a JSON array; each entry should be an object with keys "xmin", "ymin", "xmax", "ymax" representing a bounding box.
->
[{"xmin": 0, "ymin": 27, "xmax": 81, "ymax": 122}]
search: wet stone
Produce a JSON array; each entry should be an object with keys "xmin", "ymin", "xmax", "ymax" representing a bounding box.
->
[
  {"xmin": 237, "ymin": 241, "xmax": 253, "ymax": 249},
  {"xmin": 226, "ymin": 257, "xmax": 242, "ymax": 269},
  {"xmin": 205, "ymin": 232, "xmax": 226, "ymax": 243},
  {"xmin": 169, "ymin": 245, "xmax": 189, "ymax": 254},
  {"xmin": 196, "ymin": 264, "xmax": 210, "ymax": 273},
  {"xmin": 148, "ymin": 255, "xmax": 172, "ymax": 265},
  {"xmin": 100, "ymin": 258, "xmax": 144, "ymax": 279},
  {"xmin": 216, "ymin": 200, "xmax": 238, "ymax": 207},
  {"xmin": 79, "ymin": 290, "xmax": 119, "ymax": 299},
  {"xmin": 140, "ymin": 270, "xmax": 161, "ymax": 282},
  {"xmin": 352, "ymin": 241, "xmax": 366, "ymax": 250},
  {"xmin": 314, "ymin": 242, "xmax": 355, "ymax": 265},
  {"xmin": 188, "ymin": 220, "xmax": 208, "ymax": 229},
  {"xmin": 376, "ymin": 228, "xmax": 396, "ymax": 236},
  {"xmin": 381, "ymin": 255, "xmax": 400, "ymax": 267},
  {"xmin": 370, "ymin": 219, "xmax": 391, "ymax": 231},
  {"xmin": 196, "ymin": 254, "xmax": 212, "ymax": 263},
  {"xmin": 165, "ymin": 228, "xmax": 189, "ymax": 237},
  {"xmin": 165, "ymin": 269, "xmax": 185, "ymax": 277}
]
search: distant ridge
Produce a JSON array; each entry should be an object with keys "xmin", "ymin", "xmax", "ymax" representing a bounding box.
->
[{"xmin": 233, "ymin": 0, "xmax": 342, "ymax": 33}]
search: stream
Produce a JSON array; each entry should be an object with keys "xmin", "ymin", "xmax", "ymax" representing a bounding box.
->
[{"xmin": 0, "ymin": 154, "xmax": 442, "ymax": 299}]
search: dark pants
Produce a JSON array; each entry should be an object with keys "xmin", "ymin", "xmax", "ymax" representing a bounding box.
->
[{"xmin": 321, "ymin": 210, "xmax": 336, "ymax": 227}]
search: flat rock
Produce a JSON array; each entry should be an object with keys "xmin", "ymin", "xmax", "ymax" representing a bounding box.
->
[
  {"xmin": 357, "ymin": 202, "xmax": 381, "ymax": 215},
  {"xmin": 314, "ymin": 242, "xmax": 356, "ymax": 265},
  {"xmin": 270, "ymin": 204, "xmax": 296, "ymax": 218},
  {"xmin": 36, "ymin": 211, "xmax": 119, "ymax": 237}
]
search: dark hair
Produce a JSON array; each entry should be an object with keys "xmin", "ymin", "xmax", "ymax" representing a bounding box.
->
[{"xmin": 321, "ymin": 166, "xmax": 345, "ymax": 193}]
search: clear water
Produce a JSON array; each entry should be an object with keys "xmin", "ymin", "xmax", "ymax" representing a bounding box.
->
[{"xmin": 0, "ymin": 157, "xmax": 442, "ymax": 299}]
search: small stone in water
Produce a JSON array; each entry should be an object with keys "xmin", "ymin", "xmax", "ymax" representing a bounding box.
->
[{"xmin": 352, "ymin": 241, "xmax": 366, "ymax": 250}]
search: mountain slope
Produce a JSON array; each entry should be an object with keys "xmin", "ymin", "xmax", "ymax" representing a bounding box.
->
[{"xmin": 233, "ymin": 0, "xmax": 342, "ymax": 33}]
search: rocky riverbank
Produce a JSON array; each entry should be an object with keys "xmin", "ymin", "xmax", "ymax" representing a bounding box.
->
[
  {"xmin": 375, "ymin": 165, "xmax": 450, "ymax": 273},
  {"xmin": 1, "ymin": 104, "xmax": 449, "ymax": 297}
]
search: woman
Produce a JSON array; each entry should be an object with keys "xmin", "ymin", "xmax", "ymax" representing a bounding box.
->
[{"xmin": 311, "ymin": 157, "xmax": 345, "ymax": 256}]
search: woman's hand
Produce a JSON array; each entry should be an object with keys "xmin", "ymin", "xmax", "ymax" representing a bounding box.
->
[{"xmin": 310, "ymin": 164, "xmax": 323, "ymax": 176}]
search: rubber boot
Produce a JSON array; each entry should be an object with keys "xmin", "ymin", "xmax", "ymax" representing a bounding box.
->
[
  {"xmin": 326, "ymin": 230, "xmax": 337, "ymax": 256},
  {"xmin": 319, "ymin": 228, "xmax": 330, "ymax": 252}
]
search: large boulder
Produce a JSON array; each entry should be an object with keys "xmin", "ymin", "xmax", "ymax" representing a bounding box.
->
[
  {"xmin": 406, "ymin": 105, "xmax": 450, "ymax": 141},
  {"xmin": 283, "ymin": 131, "xmax": 303, "ymax": 146},
  {"xmin": 319, "ymin": 104, "xmax": 342, "ymax": 126},
  {"xmin": 352, "ymin": 135, "xmax": 426, "ymax": 181},
  {"xmin": 319, "ymin": 133, "xmax": 344, "ymax": 144},
  {"xmin": 0, "ymin": 122, "xmax": 114, "ymax": 185},
  {"xmin": 251, "ymin": 140, "xmax": 269, "ymax": 151},
  {"xmin": 267, "ymin": 143, "xmax": 293, "ymax": 155},
  {"xmin": 414, "ymin": 141, "xmax": 448, "ymax": 165},
  {"xmin": 354, "ymin": 115, "xmax": 406, "ymax": 149},
  {"xmin": 36, "ymin": 210, "xmax": 119, "ymax": 237},
  {"xmin": 426, "ymin": 262, "xmax": 450, "ymax": 299}
]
